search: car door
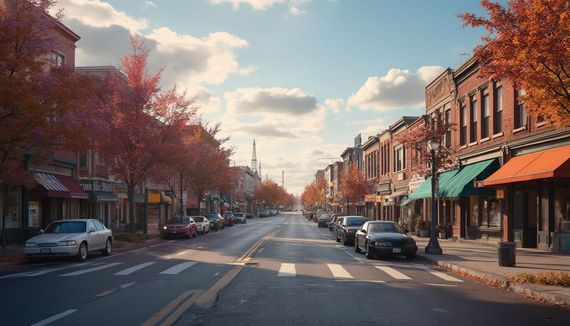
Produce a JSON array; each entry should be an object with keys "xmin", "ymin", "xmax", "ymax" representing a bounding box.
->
[
  {"xmin": 357, "ymin": 222, "xmax": 369, "ymax": 250},
  {"xmin": 87, "ymin": 220, "xmax": 101, "ymax": 250},
  {"xmin": 94, "ymin": 220, "xmax": 109, "ymax": 249}
]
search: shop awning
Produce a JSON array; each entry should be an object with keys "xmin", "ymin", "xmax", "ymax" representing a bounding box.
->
[
  {"xmin": 441, "ymin": 159, "xmax": 499, "ymax": 197},
  {"xmin": 400, "ymin": 197, "xmax": 412, "ymax": 206},
  {"xmin": 483, "ymin": 144, "xmax": 570, "ymax": 186},
  {"xmin": 407, "ymin": 169, "xmax": 459, "ymax": 200},
  {"xmin": 34, "ymin": 172, "xmax": 89, "ymax": 199}
]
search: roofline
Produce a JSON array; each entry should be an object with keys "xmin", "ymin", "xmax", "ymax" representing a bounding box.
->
[
  {"xmin": 425, "ymin": 67, "xmax": 452, "ymax": 90},
  {"xmin": 361, "ymin": 136, "xmax": 379, "ymax": 151}
]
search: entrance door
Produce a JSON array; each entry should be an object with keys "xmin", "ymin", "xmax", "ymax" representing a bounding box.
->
[{"xmin": 524, "ymin": 189, "xmax": 538, "ymax": 248}]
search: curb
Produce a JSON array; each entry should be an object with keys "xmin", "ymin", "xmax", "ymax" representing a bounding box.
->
[{"xmin": 417, "ymin": 253, "xmax": 568, "ymax": 307}]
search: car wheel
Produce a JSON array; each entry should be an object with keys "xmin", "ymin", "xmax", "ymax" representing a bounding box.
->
[
  {"xmin": 77, "ymin": 242, "xmax": 88, "ymax": 261},
  {"xmin": 406, "ymin": 253, "xmax": 416, "ymax": 260},
  {"xmin": 342, "ymin": 234, "xmax": 348, "ymax": 246},
  {"xmin": 365, "ymin": 244, "xmax": 374, "ymax": 259},
  {"xmin": 101, "ymin": 238, "xmax": 112, "ymax": 256},
  {"xmin": 355, "ymin": 240, "xmax": 361, "ymax": 253}
]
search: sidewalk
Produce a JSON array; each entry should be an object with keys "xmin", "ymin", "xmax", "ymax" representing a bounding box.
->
[{"xmin": 414, "ymin": 236, "xmax": 570, "ymax": 306}]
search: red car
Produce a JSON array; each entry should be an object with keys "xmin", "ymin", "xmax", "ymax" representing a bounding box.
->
[{"xmin": 162, "ymin": 216, "xmax": 197, "ymax": 239}]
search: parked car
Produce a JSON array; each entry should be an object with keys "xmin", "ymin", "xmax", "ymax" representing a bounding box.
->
[
  {"xmin": 207, "ymin": 213, "xmax": 224, "ymax": 230},
  {"xmin": 317, "ymin": 214, "xmax": 332, "ymax": 228},
  {"xmin": 259, "ymin": 210, "xmax": 269, "ymax": 218},
  {"xmin": 162, "ymin": 216, "xmax": 197, "ymax": 239},
  {"xmin": 328, "ymin": 214, "xmax": 344, "ymax": 230},
  {"xmin": 336, "ymin": 216, "xmax": 368, "ymax": 245},
  {"xmin": 354, "ymin": 221, "xmax": 417, "ymax": 260},
  {"xmin": 246, "ymin": 213, "xmax": 253, "ymax": 219},
  {"xmin": 191, "ymin": 215, "xmax": 210, "ymax": 234},
  {"xmin": 332, "ymin": 216, "xmax": 346, "ymax": 237},
  {"xmin": 233, "ymin": 212, "xmax": 247, "ymax": 223},
  {"xmin": 222, "ymin": 211, "xmax": 235, "ymax": 226},
  {"xmin": 24, "ymin": 219, "xmax": 112, "ymax": 261}
]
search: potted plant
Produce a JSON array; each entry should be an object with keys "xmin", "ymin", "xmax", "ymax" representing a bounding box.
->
[
  {"xmin": 437, "ymin": 224, "xmax": 447, "ymax": 239},
  {"xmin": 415, "ymin": 218, "xmax": 429, "ymax": 237}
]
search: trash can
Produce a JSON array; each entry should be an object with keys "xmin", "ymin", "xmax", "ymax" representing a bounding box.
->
[{"xmin": 497, "ymin": 241, "xmax": 516, "ymax": 267}]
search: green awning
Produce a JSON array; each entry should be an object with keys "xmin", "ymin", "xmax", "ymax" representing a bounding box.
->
[
  {"xmin": 441, "ymin": 159, "xmax": 499, "ymax": 197},
  {"xmin": 400, "ymin": 197, "xmax": 412, "ymax": 206},
  {"xmin": 408, "ymin": 169, "xmax": 459, "ymax": 200}
]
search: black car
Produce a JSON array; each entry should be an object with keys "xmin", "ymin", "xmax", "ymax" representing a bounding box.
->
[
  {"xmin": 317, "ymin": 214, "xmax": 332, "ymax": 228},
  {"xmin": 354, "ymin": 221, "xmax": 417, "ymax": 260},
  {"xmin": 206, "ymin": 213, "xmax": 225, "ymax": 230},
  {"xmin": 336, "ymin": 216, "xmax": 367, "ymax": 245}
]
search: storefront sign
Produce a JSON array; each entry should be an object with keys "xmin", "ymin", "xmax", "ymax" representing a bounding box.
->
[
  {"xmin": 496, "ymin": 189, "xmax": 505, "ymax": 199},
  {"xmin": 365, "ymin": 194, "xmax": 376, "ymax": 202},
  {"xmin": 408, "ymin": 174, "xmax": 425, "ymax": 193},
  {"xmin": 80, "ymin": 180, "xmax": 115, "ymax": 192},
  {"xmin": 147, "ymin": 191, "xmax": 161, "ymax": 204}
]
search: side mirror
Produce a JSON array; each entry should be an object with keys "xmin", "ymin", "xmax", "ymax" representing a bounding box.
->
[
  {"xmin": 361, "ymin": 229, "xmax": 367, "ymax": 234},
  {"xmin": 40, "ymin": 229, "xmax": 44, "ymax": 234},
  {"xmin": 88, "ymin": 227, "xmax": 96, "ymax": 233}
]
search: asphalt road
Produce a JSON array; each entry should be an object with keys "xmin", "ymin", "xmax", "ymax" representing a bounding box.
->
[{"xmin": 1, "ymin": 213, "xmax": 568, "ymax": 326}]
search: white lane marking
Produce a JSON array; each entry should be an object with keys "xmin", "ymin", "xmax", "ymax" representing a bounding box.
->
[
  {"xmin": 114, "ymin": 262, "xmax": 158, "ymax": 276},
  {"xmin": 120, "ymin": 282, "xmax": 136, "ymax": 289},
  {"xmin": 176, "ymin": 250, "xmax": 189, "ymax": 256},
  {"xmin": 424, "ymin": 283, "xmax": 458, "ymax": 287},
  {"xmin": 159, "ymin": 261, "xmax": 197, "ymax": 275},
  {"xmin": 327, "ymin": 264, "xmax": 353, "ymax": 279},
  {"xmin": 257, "ymin": 247, "xmax": 264, "ymax": 254},
  {"xmin": 60, "ymin": 263, "xmax": 123, "ymax": 276},
  {"xmin": 214, "ymin": 272, "xmax": 220, "ymax": 276},
  {"xmin": 335, "ymin": 279, "xmax": 386, "ymax": 284},
  {"xmin": 0, "ymin": 263, "xmax": 96, "ymax": 279},
  {"xmin": 97, "ymin": 253, "xmax": 122, "ymax": 260},
  {"xmin": 22, "ymin": 267, "xmax": 70, "ymax": 277},
  {"xmin": 375, "ymin": 266, "xmax": 412, "ymax": 280},
  {"xmin": 31, "ymin": 309, "xmax": 77, "ymax": 326},
  {"xmin": 427, "ymin": 271, "xmax": 464, "ymax": 283},
  {"xmin": 277, "ymin": 263, "xmax": 296, "ymax": 277},
  {"xmin": 149, "ymin": 244, "xmax": 164, "ymax": 248},
  {"xmin": 128, "ymin": 248, "xmax": 147, "ymax": 254}
]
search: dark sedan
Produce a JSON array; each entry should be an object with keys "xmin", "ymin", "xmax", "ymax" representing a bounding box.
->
[
  {"xmin": 354, "ymin": 221, "xmax": 417, "ymax": 260},
  {"xmin": 317, "ymin": 214, "xmax": 332, "ymax": 228},
  {"xmin": 336, "ymin": 216, "xmax": 367, "ymax": 245},
  {"xmin": 207, "ymin": 213, "xmax": 225, "ymax": 230}
]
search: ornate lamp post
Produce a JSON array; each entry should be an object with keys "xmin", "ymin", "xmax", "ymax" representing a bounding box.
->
[{"xmin": 425, "ymin": 139, "xmax": 442, "ymax": 254}]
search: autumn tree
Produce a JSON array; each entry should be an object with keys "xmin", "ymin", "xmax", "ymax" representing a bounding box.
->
[
  {"xmin": 461, "ymin": 0, "xmax": 570, "ymax": 125},
  {"xmin": 340, "ymin": 165, "xmax": 372, "ymax": 204},
  {"xmin": 300, "ymin": 180, "xmax": 323, "ymax": 209},
  {"xmin": 255, "ymin": 180, "xmax": 289, "ymax": 208},
  {"xmin": 0, "ymin": 0, "xmax": 94, "ymax": 246},
  {"xmin": 96, "ymin": 37, "xmax": 196, "ymax": 231}
]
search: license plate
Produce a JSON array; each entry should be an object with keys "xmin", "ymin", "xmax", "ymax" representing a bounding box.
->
[
  {"xmin": 40, "ymin": 248, "xmax": 51, "ymax": 254},
  {"xmin": 172, "ymin": 231, "xmax": 177, "ymax": 234},
  {"xmin": 392, "ymin": 248, "xmax": 402, "ymax": 253}
]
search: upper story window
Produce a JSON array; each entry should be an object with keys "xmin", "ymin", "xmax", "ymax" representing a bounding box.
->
[
  {"xmin": 460, "ymin": 103, "xmax": 467, "ymax": 146},
  {"xmin": 444, "ymin": 109, "xmax": 451, "ymax": 148},
  {"xmin": 493, "ymin": 85, "xmax": 503, "ymax": 134},
  {"xmin": 470, "ymin": 95, "xmax": 478, "ymax": 143},
  {"xmin": 514, "ymin": 89, "xmax": 527, "ymax": 129},
  {"xmin": 79, "ymin": 152, "xmax": 88, "ymax": 168},
  {"xmin": 481, "ymin": 91, "xmax": 490, "ymax": 139},
  {"xmin": 50, "ymin": 52, "xmax": 65, "ymax": 68},
  {"xmin": 393, "ymin": 145, "xmax": 406, "ymax": 172}
]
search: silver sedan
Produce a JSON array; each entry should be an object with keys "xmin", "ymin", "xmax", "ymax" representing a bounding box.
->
[
  {"xmin": 24, "ymin": 219, "xmax": 113, "ymax": 261},
  {"xmin": 191, "ymin": 216, "xmax": 210, "ymax": 235}
]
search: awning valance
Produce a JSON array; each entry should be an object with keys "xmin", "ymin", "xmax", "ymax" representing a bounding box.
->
[
  {"xmin": 34, "ymin": 172, "xmax": 89, "ymax": 199},
  {"xmin": 407, "ymin": 169, "xmax": 458, "ymax": 200},
  {"xmin": 441, "ymin": 159, "xmax": 499, "ymax": 197},
  {"xmin": 483, "ymin": 144, "xmax": 570, "ymax": 186}
]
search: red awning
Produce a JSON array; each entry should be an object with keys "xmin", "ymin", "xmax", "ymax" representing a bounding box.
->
[
  {"xmin": 187, "ymin": 198, "xmax": 199, "ymax": 207},
  {"xmin": 34, "ymin": 172, "xmax": 89, "ymax": 199}
]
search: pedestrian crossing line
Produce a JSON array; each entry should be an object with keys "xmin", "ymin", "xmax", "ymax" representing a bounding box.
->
[
  {"xmin": 60, "ymin": 263, "xmax": 123, "ymax": 276},
  {"xmin": 374, "ymin": 266, "xmax": 412, "ymax": 280},
  {"xmin": 427, "ymin": 270, "xmax": 464, "ymax": 283},
  {"xmin": 277, "ymin": 263, "xmax": 296, "ymax": 277},
  {"xmin": 424, "ymin": 283, "xmax": 458, "ymax": 287},
  {"xmin": 159, "ymin": 261, "xmax": 197, "ymax": 275},
  {"xmin": 114, "ymin": 262, "xmax": 158, "ymax": 276},
  {"xmin": 327, "ymin": 263, "xmax": 353, "ymax": 279}
]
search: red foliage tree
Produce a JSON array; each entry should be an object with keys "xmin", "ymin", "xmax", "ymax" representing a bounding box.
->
[
  {"xmin": 254, "ymin": 180, "xmax": 292, "ymax": 208},
  {"xmin": 461, "ymin": 0, "xmax": 570, "ymax": 126},
  {"xmin": 340, "ymin": 165, "xmax": 372, "ymax": 204}
]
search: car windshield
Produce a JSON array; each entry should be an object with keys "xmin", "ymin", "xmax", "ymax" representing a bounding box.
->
[
  {"xmin": 345, "ymin": 218, "xmax": 367, "ymax": 226},
  {"xmin": 319, "ymin": 214, "xmax": 331, "ymax": 219},
  {"xmin": 368, "ymin": 223, "xmax": 403, "ymax": 234},
  {"xmin": 167, "ymin": 217, "xmax": 190, "ymax": 224},
  {"xmin": 234, "ymin": 213, "xmax": 244, "ymax": 217},
  {"xmin": 207, "ymin": 214, "xmax": 218, "ymax": 220},
  {"xmin": 192, "ymin": 216, "xmax": 204, "ymax": 222},
  {"xmin": 44, "ymin": 221, "xmax": 86, "ymax": 234}
]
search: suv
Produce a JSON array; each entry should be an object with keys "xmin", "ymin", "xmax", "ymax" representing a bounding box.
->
[{"xmin": 222, "ymin": 211, "xmax": 234, "ymax": 226}]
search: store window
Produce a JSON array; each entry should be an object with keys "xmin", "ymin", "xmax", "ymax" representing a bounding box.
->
[
  {"xmin": 469, "ymin": 197, "xmax": 479, "ymax": 226},
  {"xmin": 3, "ymin": 186, "xmax": 20, "ymax": 229},
  {"xmin": 554, "ymin": 184, "xmax": 570, "ymax": 233}
]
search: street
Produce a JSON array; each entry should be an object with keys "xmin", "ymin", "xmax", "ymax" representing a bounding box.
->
[{"xmin": 0, "ymin": 213, "xmax": 568, "ymax": 326}]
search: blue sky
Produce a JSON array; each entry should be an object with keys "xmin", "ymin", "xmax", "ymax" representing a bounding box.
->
[{"xmin": 55, "ymin": 0, "xmax": 490, "ymax": 194}]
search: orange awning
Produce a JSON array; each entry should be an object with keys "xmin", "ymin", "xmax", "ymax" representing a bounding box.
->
[{"xmin": 482, "ymin": 144, "xmax": 570, "ymax": 186}]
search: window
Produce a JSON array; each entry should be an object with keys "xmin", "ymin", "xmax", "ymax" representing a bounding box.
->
[
  {"xmin": 94, "ymin": 220, "xmax": 106, "ymax": 231},
  {"xmin": 493, "ymin": 86, "xmax": 503, "ymax": 134},
  {"xmin": 444, "ymin": 109, "xmax": 451, "ymax": 148},
  {"xmin": 51, "ymin": 52, "xmax": 65, "ymax": 67},
  {"xmin": 481, "ymin": 92, "xmax": 489, "ymax": 138},
  {"xmin": 515, "ymin": 89, "xmax": 527, "ymax": 129},
  {"xmin": 79, "ymin": 152, "xmax": 88, "ymax": 168},
  {"xmin": 470, "ymin": 96, "xmax": 478, "ymax": 143},
  {"xmin": 394, "ymin": 146, "xmax": 405, "ymax": 172},
  {"xmin": 460, "ymin": 103, "xmax": 467, "ymax": 145}
]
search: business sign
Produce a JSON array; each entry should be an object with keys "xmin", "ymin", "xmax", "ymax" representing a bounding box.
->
[
  {"xmin": 80, "ymin": 180, "xmax": 115, "ymax": 192},
  {"xmin": 408, "ymin": 174, "xmax": 425, "ymax": 193},
  {"xmin": 496, "ymin": 189, "xmax": 505, "ymax": 199}
]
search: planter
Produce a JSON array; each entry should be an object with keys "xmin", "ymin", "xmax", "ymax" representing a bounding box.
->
[
  {"xmin": 418, "ymin": 229, "xmax": 429, "ymax": 238},
  {"xmin": 438, "ymin": 231, "xmax": 447, "ymax": 239}
]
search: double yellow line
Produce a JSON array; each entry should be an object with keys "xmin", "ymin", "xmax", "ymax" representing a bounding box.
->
[
  {"xmin": 142, "ymin": 289, "xmax": 204, "ymax": 326},
  {"xmin": 238, "ymin": 226, "xmax": 281, "ymax": 262}
]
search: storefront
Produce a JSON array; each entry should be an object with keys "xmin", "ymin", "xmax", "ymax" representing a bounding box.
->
[
  {"xmin": 483, "ymin": 144, "xmax": 570, "ymax": 252},
  {"xmin": 79, "ymin": 180, "xmax": 119, "ymax": 229}
]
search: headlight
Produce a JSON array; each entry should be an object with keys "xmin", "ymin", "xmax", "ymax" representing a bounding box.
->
[
  {"xmin": 57, "ymin": 240, "xmax": 77, "ymax": 246},
  {"xmin": 163, "ymin": 226, "xmax": 167, "ymax": 230},
  {"xmin": 406, "ymin": 239, "xmax": 416, "ymax": 247},
  {"xmin": 25, "ymin": 242, "xmax": 37, "ymax": 248}
]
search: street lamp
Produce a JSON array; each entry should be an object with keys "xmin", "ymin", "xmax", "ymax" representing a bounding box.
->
[{"xmin": 425, "ymin": 139, "xmax": 443, "ymax": 254}]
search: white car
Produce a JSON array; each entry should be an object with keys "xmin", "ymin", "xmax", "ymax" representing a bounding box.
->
[
  {"xmin": 24, "ymin": 219, "xmax": 113, "ymax": 261},
  {"xmin": 191, "ymin": 216, "xmax": 210, "ymax": 234},
  {"xmin": 233, "ymin": 212, "xmax": 247, "ymax": 223}
]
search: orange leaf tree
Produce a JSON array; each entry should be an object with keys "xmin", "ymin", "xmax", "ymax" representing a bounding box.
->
[
  {"xmin": 339, "ymin": 165, "xmax": 372, "ymax": 204},
  {"xmin": 254, "ymin": 180, "xmax": 291, "ymax": 208},
  {"xmin": 461, "ymin": 0, "xmax": 570, "ymax": 126}
]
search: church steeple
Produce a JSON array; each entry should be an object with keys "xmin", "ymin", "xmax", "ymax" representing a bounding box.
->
[{"xmin": 251, "ymin": 139, "xmax": 258, "ymax": 174}]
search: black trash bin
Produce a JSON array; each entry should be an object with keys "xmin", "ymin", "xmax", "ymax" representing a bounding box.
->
[{"xmin": 498, "ymin": 241, "xmax": 516, "ymax": 267}]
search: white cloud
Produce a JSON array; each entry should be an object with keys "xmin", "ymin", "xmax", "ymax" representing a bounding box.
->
[
  {"xmin": 211, "ymin": 0, "xmax": 311, "ymax": 15},
  {"xmin": 347, "ymin": 66, "xmax": 445, "ymax": 111},
  {"xmin": 189, "ymin": 86, "xmax": 223, "ymax": 114},
  {"xmin": 324, "ymin": 98, "xmax": 344, "ymax": 114},
  {"xmin": 57, "ymin": 0, "xmax": 148, "ymax": 32},
  {"xmin": 225, "ymin": 87, "xmax": 318, "ymax": 116},
  {"xmin": 142, "ymin": 0, "xmax": 157, "ymax": 10}
]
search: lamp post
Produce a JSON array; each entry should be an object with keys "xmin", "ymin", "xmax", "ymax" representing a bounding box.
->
[{"xmin": 425, "ymin": 139, "xmax": 442, "ymax": 254}]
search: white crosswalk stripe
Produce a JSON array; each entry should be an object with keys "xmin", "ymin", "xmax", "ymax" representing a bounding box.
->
[
  {"xmin": 60, "ymin": 263, "xmax": 123, "ymax": 276},
  {"xmin": 374, "ymin": 266, "xmax": 412, "ymax": 280},
  {"xmin": 426, "ymin": 270, "xmax": 464, "ymax": 282},
  {"xmin": 159, "ymin": 261, "xmax": 197, "ymax": 275},
  {"xmin": 327, "ymin": 264, "xmax": 353, "ymax": 279},
  {"xmin": 277, "ymin": 263, "xmax": 296, "ymax": 277},
  {"xmin": 114, "ymin": 262, "xmax": 158, "ymax": 276}
]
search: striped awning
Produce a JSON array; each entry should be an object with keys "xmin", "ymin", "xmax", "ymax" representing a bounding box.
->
[{"xmin": 34, "ymin": 172, "xmax": 89, "ymax": 199}]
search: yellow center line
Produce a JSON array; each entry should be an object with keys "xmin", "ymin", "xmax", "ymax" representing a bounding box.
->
[{"xmin": 141, "ymin": 289, "xmax": 197, "ymax": 326}]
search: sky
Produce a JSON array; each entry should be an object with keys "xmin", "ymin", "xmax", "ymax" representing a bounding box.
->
[{"xmin": 53, "ymin": 0, "xmax": 490, "ymax": 195}]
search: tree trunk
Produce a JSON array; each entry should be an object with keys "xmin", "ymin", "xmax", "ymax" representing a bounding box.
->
[
  {"xmin": 179, "ymin": 174, "xmax": 184, "ymax": 216},
  {"xmin": 127, "ymin": 186, "xmax": 135, "ymax": 233},
  {"xmin": 1, "ymin": 182, "xmax": 7, "ymax": 250}
]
